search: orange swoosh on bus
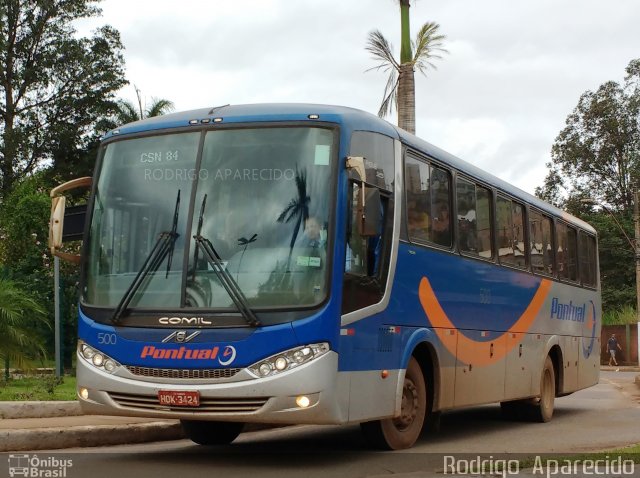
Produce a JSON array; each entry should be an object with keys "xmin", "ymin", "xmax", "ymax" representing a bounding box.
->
[{"xmin": 418, "ymin": 277, "xmax": 552, "ymax": 366}]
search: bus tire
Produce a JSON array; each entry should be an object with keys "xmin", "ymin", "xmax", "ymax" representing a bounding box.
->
[
  {"xmin": 180, "ymin": 420, "xmax": 244, "ymax": 445},
  {"xmin": 531, "ymin": 356, "xmax": 555, "ymax": 423},
  {"xmin": 360, "ymin": 357, "xmax": 427, "ymax": 450}
]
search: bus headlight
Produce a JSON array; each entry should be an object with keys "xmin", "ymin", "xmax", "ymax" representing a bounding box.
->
[
  {"xmin": 78, "ymin": 341, "xmax": 120, "ymax": 374},
  {"xmin": 248, "ymin": 343, "xmax": 330, "ymax": 378}
]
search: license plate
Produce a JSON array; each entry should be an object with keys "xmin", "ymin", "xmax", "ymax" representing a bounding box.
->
[{"xmin": 158, "ymin": 390, "xmax": 200, "ymax": 407}]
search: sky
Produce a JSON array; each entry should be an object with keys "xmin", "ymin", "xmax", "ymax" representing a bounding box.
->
[{"xmin": 76, "ymin": 0, "xmax": 640, "ymax": 195}]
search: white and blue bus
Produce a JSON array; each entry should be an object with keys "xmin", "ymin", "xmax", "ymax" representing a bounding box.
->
[{"xmin": 49, "ymin": 104, "xmax": 601, "ymax": 450}]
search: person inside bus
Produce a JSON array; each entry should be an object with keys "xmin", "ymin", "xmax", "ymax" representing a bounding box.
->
[
  {"xmin": 302, "ymin": 216, "xmax": 325, "ymax": 249},
  {"xmin": 407, "ymin": 198, "xmax": 430, "ymax": 241},
  {"xmin": 432, "ymin": 203, "xmax": 451, "ymax": 246},
  {"xmin": 458, "ymin": 209, "xmax": 477, "ymax": 253}
]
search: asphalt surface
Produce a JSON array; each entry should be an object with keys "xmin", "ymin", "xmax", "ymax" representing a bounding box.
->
[{"xmin": 1, "ymin": 367, "xmax": 638, "ymax": 452}]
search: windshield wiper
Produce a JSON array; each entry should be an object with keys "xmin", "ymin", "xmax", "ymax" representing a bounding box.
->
[
  {"xmin": 111, "ymin": 190, "xmax": 181, "ymax": 324},
  {"xmin": 192, "ymin": 195, "xmax": 260, "ymax": 327}
]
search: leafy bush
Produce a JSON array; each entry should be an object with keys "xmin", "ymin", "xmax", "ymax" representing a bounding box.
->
[{"xmin": 602, "ymin": 305, "xmax": 638, "ymax": 325}]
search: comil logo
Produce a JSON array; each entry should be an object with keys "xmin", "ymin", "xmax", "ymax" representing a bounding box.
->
[{"xmin": 158, "ymin": 317, "xmax": 212, "ymax": 326}]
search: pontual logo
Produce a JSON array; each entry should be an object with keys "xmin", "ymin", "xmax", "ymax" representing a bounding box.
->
[
  {"xmin": 158, "ymin": 317, "xmax": 212, "ymax": 326},
  {"xmin": 550, "ymin": 298, "xmax": 586, "ymax": 322},
  {"xmin": 140, "ymin": 345, "xmax": 237, "ymax": 366}
]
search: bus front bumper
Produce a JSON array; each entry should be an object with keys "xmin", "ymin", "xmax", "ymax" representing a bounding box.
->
[{"xmin": 76, "ymin": 350, "xmax": 348, "ymax": 424}]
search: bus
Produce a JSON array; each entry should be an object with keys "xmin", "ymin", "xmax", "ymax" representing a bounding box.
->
[{"xmin": 48, "ymin": 103, "xmax": 601, "ymax": 450}]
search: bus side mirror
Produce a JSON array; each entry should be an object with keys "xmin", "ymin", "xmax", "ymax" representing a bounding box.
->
[
  {"xmin": 49, "ymin": 177, "xmax": 92, "ymax": 263},
  {"xmin": 358, "ymin": 187, "xmax": 381, "ymax": 237},
  {"xmin": 346, "ymin": 156, "xmax": 382, "ymax": 237}
]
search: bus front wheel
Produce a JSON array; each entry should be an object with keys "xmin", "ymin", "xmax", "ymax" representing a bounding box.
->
[
  {"xmin": 360, "ymin": 357, "xmax": 427, "ymax": 450},
  {"xmin": 180, "ymin": 420, "xmax": 244, "ymax": 445}
]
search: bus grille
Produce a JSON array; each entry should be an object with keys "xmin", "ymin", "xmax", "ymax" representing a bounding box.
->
[
  {"xmin": 125, "ymin": 366, "xmax": 241, "ymax": 380},
  {"xmin": 109, "ymin": 392, "xmax": 269, "ymax": 413}
]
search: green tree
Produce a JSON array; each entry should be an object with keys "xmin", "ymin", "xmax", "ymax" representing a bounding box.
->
[
  {"xmin": 0, "ymin": 0, "xmax": 127, "ymax": 199},
  {"xmin": 536, "ymin": 59, "xmax": 640, "ymax": 313},
  {"xmin": 581, "ymin": 210, "xmax": 635, "ymax": 312},
  {"xmin": 0, "ymin": 173, "xmax": 81, "ymax": 371},
  {"xmin": 366, "ymin": 1, "xmax": 447, "ymax": 134},
  {"xmin": 115, "ymin": 86, "xmax": 174, "ymax": 125},
  {"xmin": 0, "ymin": 174, "xmax": 50, "ymax": 277},
  {"xmin": 0, "ymin": 276, "xmax": 48, "ymax": 380},
  {"xmin": 536, "ymin": 59, "xmax": 640, "ymax": 210}
]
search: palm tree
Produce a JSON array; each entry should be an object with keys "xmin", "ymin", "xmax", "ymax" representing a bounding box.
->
[
  {"xmin": 277, "ymin": 169, "xmax": 310, "ymax": 251},
  {"xmin": 366, "ymin": 1, "xmax": 447, "ymax": 134},
  {"xmin": 115, "ymin": 86, "xmax": 175, "ymax": 125},
  {"xmin": 0, "ymin": 278, "xmax": 48, "ymax": 380},
  {"xmin": 277, "ymin": 169, "xmax": 310, "ymax": 272}
]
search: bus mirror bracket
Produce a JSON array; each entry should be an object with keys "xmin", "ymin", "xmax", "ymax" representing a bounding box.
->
[
  {"xmin": 346, "ymin": 156, "xmax": 380, "ymax": 237},
  {"xmin": 49, "ymin": 177, "xmax": 92, "ymax": 264},
  {"xmin": 360, "ymin": 187, "xmax": 381, "ymax": 237}
]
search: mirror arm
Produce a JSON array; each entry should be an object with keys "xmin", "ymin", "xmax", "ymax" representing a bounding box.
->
[
  {"xmin": 346, "ymin": 157, "xmax": 368, "ymax": 229},
  {"xmin": 50, "ymin": 177, "xmax": 92, "ymax": 198},
  {"xmin": 49, "ymin": 177, "xmax": 92, "ymax": 262}
]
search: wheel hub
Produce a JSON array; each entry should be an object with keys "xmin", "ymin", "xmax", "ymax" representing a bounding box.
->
[{"xmin": 394, "ymin": 379, "xmax": 418, "ymax": 430}]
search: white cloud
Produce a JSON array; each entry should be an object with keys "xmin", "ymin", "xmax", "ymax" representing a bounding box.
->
[{"xmin": 74, "ymin": 0, "xmax": 639, "ymax": 194}]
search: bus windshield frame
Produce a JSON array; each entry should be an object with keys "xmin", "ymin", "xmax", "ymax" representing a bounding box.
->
[{"xmin": 80, "ymin": 124, "xmax": 339, "ymax": 326}]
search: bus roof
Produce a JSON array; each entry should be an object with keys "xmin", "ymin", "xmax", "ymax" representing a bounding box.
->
[{"xmin": 104, "ymin": 103, "xmax": 594, "ymax": 234}]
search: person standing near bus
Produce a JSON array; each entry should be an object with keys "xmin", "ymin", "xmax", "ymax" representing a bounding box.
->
[{"xmin": 607, "ymin": 333, "xmax": 622, "ymax": 368}]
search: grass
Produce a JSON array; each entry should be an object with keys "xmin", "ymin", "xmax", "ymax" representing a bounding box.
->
[
  {"xmin": 603, "ymin": 305, "xmax": 638, "ymax": 325},
  {"xmin": 0, "ymin": 375, "xmax": 77, "ymax": 401},
  {"xmin": 518, "ymin": 444, "xmax": 640, "ymax": 470}
]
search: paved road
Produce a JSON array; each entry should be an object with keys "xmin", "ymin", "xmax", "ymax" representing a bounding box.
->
[{"xmin": 7, "ymin": 372, "xmax": 640, "ymax": 478}]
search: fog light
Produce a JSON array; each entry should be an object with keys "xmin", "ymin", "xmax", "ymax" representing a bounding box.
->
[
  {"xmin": 92, "ymin": 354, "xmax": 104, "ymax": 367},
  {"xmin": 79, "ymin": 388, "xmax": 89, "ymax": 400},
  {"xmin": 296, "ymin": 395, "xmax": 311, "ymax": 408},
  {"xmin": 274, "ymin": 357, "xmax": 288, "ymax": 371}
]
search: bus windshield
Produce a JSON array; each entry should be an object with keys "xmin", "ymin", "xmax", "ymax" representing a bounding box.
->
[{"xmin": 84, "ymin": 126, "xmax": 335, "ymax": 312}]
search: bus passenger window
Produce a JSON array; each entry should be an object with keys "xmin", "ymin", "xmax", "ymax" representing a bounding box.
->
[
  {"xmin": 556, "ymin": 222, "xmax": 578, "ymax": 281},
  {"xmin": 579, "ymin": 232, "xmax": 597, "ymax": 287},
  {"xmin": 566, "ymin": 225, "xmax": 578, "ymax": 281},
  {"xmin": 476, "ymin": 187, "xmax": 492, "ymax": 258},
  {"xmin": 512, "ymin": 202, "xmax": 526, "ymax": 268},
  {"xmin": 430, "ymin": 166, "xmax": 451, "ymax": 247},
  {"xmin": 530, "ymin": 211, "xmax": 554, "ymax": 275},
  {"xmin": 405, "ymin": 158, "xmax": 431, "ymax": 242},
  {"xmin": 405, "ymin": 157, "xmax": 451, "ymax": 247},
  {"xmin": 456, "ymin": 178, "xmax": 477, "ymax": 254},
  {"xmin": 497, "ymin": 197, "xmax": 514, "ymax": 265},
  {"xmin": 497, "ymin": 196, "xmax": 527, "ymax": 268},
  {"xmin": 556, "ymin": 223, "xmax": 566, "ymax": 278},
  {"xmin": 455, "ymin": 179, "xmax": 492, "ymax": 258}
]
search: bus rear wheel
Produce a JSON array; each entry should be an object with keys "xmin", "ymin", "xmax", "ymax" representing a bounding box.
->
[
  {"xmin": 531, "ymin": 356, "xmax": 555, "ymax": 422},
  {"xmin": 180, "ymin": 420, "xmax": 244, "ymax": 445},
  {"xmin": 360, "ymin": 357, "xmax": 427, "ymax": 450}
]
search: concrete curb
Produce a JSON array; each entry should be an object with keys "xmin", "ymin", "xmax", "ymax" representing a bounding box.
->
[
  {"xmin": 0, "ymin": 401, "xmax": 82, "ymax": 419},
  {"xmin": 1, "ymin": 421, "xmax": 185, "ymax": 452}
]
